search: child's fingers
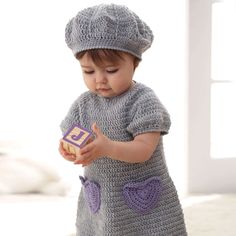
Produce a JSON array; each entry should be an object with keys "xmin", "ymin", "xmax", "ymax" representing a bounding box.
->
[
  {"xmin": 73, "ymin": 159, "xmax": 83, "ymax": 165},
  {"xmin": 59, "ymin": 140, "xmax": 76, "ymax": 161},
  {"xmin": 74, "ymin": 153, "xmax": 94, "ymax": 165},
  {"xmin": 74, "ymin": 152, "xmax": 90, "ymax": 164},
  {"xmin": 80, "ymin": 142, "xmax": 94, "ymax": 155},
  {"xmin": 62, "ymin": 150, "xmax": 76, "ymax": 161},
  {"xmin": 65, "ymin": 154, "xmax": 76, "ymax": 162}
]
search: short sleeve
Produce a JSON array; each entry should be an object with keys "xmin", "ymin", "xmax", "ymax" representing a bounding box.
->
[
  {"xmin": 60, "ymin": 99, "xmax": 81, "ymax": 135},
  {"xmin": 126, "ymin": 90, "xmax": 171, "ymax": 137}
]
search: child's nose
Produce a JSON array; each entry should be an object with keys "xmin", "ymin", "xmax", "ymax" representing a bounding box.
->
[{"xmin": 96, "ymin": 72, "xmax": 107, "ymax": 83}]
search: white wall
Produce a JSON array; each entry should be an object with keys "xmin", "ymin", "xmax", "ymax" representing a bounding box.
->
[
  {"xmin": 188, "ymin": 0, "xmax": 236, "ymax": 193},
  {"xmin": 0, "ymin": 0, "xmax": 188, "ymax": 195}
]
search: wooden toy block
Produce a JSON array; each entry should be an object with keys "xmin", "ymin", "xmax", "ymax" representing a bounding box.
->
[{"xmin": 62, "ymin": 124, "xmax": 93, "ymax": 154}]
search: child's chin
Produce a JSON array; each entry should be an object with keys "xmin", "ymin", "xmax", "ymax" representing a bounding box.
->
[{"xmin": 97, "ymin": 90, "xmax": 114, "ymax": 97}]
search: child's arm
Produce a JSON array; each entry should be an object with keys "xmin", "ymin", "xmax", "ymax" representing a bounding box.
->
[
  {"xmin": 109, "ymin": 132, "xmax": 160, "ymax": 163},
  {"xmin": 74, "ymin": 123, "xmax": 160, "ymax": 165}
]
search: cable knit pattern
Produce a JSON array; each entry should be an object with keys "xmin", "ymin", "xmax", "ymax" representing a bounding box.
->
[
  {"xmin": 60, "ymin": 83, "xmax": 187, "ymax": 236},
  {"xmin": 65, "ymin": 4, "xmax": 153, "ymax": 59}
]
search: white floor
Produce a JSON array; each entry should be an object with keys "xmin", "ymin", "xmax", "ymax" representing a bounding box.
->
[
  {"xmin": 183, "ymin": 194, "xmax": 236, "ymax": 236},
  {"xmin": 0, "ymin": 194, "xmax": 235, "ymax": 236},
  {"xmin": 0, "ymin": 194, "xmax": 77, "ymax": 236}
]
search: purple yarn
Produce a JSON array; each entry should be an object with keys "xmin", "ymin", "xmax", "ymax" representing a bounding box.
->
[
  {"xmin": 80, "ymin": 176, "xmax": 101, "ymax": 214},
  {"xmin": 123, "ymin": 176, "xmax": 162, "ymax": 214}
]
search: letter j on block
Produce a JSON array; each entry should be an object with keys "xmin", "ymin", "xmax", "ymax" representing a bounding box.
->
[{"xmin": 62, "ymin": 124, "xmax": 93, "ymax": 153}]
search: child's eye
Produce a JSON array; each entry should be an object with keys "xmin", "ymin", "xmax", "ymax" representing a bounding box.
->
[
  {"xmin": 106, "ymin": 69, "xmax": 119, "ymax": 74},
  {"xmin": 83, "ymin": 70, "xmax": 94, "ymax": 74}
]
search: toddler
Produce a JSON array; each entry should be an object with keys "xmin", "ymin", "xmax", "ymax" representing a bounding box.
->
[{"xmin": 59, "ymin": 4, "xmax": 187, "ymax": 236}]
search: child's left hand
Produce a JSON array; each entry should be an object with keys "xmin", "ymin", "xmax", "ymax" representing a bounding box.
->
[{"xmin": 74, "ymin": 123, "xmax": 112, "ymax": 166}]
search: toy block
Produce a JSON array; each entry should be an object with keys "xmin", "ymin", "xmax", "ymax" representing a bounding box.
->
[{"xmin": 62, "ymin": 124, "xmax": 93, "ymax": 154}]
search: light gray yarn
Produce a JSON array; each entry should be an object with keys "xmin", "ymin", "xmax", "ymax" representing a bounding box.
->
[
  {"xmin": 65, "ymin": 4, "xmax": 154, "ymax": 59},
  {"xmin": 60, "ymin": 83, "xmax": 187, "ymax": 236}
]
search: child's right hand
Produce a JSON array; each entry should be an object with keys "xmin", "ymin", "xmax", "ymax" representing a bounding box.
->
[{"xmin": 58, "ymin": 139, "xmax": 76, "ymax": 162}]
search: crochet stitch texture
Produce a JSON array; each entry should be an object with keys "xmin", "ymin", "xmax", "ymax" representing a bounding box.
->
[
  {"xmin": 122, "ymin": 176, "xmax": 162, "ymax": 214},
  {"xmin": 65, "ymin": 4, "xmax": 153, "ymax": 59},
  {"xmin": 60, "ymin": 83, "xmax": 187, "ymax": 236},
  {"xmin": 79, "ymin": 176, "xmax": 101, "ymax": 214}
]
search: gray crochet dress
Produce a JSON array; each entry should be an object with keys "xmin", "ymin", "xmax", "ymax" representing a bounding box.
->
[{"xmin": 60, "ymin": 83, "xmax": 187, "ymax": 236}]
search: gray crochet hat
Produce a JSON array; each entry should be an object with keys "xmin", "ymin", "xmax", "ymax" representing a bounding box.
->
[{"xmin": 65, "ymin": 4, "xmax": 154, "ymax": 59}]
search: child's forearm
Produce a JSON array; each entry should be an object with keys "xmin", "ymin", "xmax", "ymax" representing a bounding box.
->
[
  {"xmin": 109, "ymin": 141, "xmax": 151, "ymax": 163},
  {"xmin": 108, "ymin": 133, "xmax": 160, "ymax": 163}
]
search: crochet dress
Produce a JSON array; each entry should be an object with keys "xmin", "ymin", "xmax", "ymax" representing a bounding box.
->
[{"xmin": 60, "ymin": 83, "xmax": 187, "ymax": 236}]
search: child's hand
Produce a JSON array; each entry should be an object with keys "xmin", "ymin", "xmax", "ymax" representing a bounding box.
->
[
  {"xmin": 58, "ymin": 140, "xmax": 76, "ymax": 162},
  {"xmin": 74, "ymin": 123, "xmax": 112, "ymax": 166}
]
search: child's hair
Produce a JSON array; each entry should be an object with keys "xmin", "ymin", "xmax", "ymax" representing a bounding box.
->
[
  {"xmin": 65, "ymin": 4, "xmax": 153, "ymax": 60},
  {"xmin": 76, "ymin": 49, "xmax": 140, "ymax": 69}
]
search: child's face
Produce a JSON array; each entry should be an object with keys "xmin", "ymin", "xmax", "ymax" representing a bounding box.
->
[{"xmin": 79, "ymin": 52, "xmax": 135, "ymax": 98}]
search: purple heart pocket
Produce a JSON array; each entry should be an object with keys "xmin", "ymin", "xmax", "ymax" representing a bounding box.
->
[
  {"xmin": 123, "ymin": 176, "xmax": 162, "ymax": 214},
  {"xmin": 80, "ymin": 176, "xmax": 101, "ymax": 214}
]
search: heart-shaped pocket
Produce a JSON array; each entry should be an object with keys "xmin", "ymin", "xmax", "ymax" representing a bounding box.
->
[
  {"xmin": 80, "ymin": 176, "xmax": 101, "ymax": 214},
  {"xmin": 123, "ymin": 176, "xmax": 162, "ymax": 214}
]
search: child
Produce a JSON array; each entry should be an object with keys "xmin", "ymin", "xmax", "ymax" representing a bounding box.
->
[{"xmin": 59, "ymin": 4, "xmax": 187, "ymax": 236}]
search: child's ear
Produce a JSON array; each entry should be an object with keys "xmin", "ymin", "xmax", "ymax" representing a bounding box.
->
[{"xmin": 133, "ymin": 58, "xmax": 140, "ymax": 70}]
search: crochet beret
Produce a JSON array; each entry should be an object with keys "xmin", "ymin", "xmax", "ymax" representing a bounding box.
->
[{"xmin": 65, "ymin": 4, "xmax": 154, "ymax": 59}]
